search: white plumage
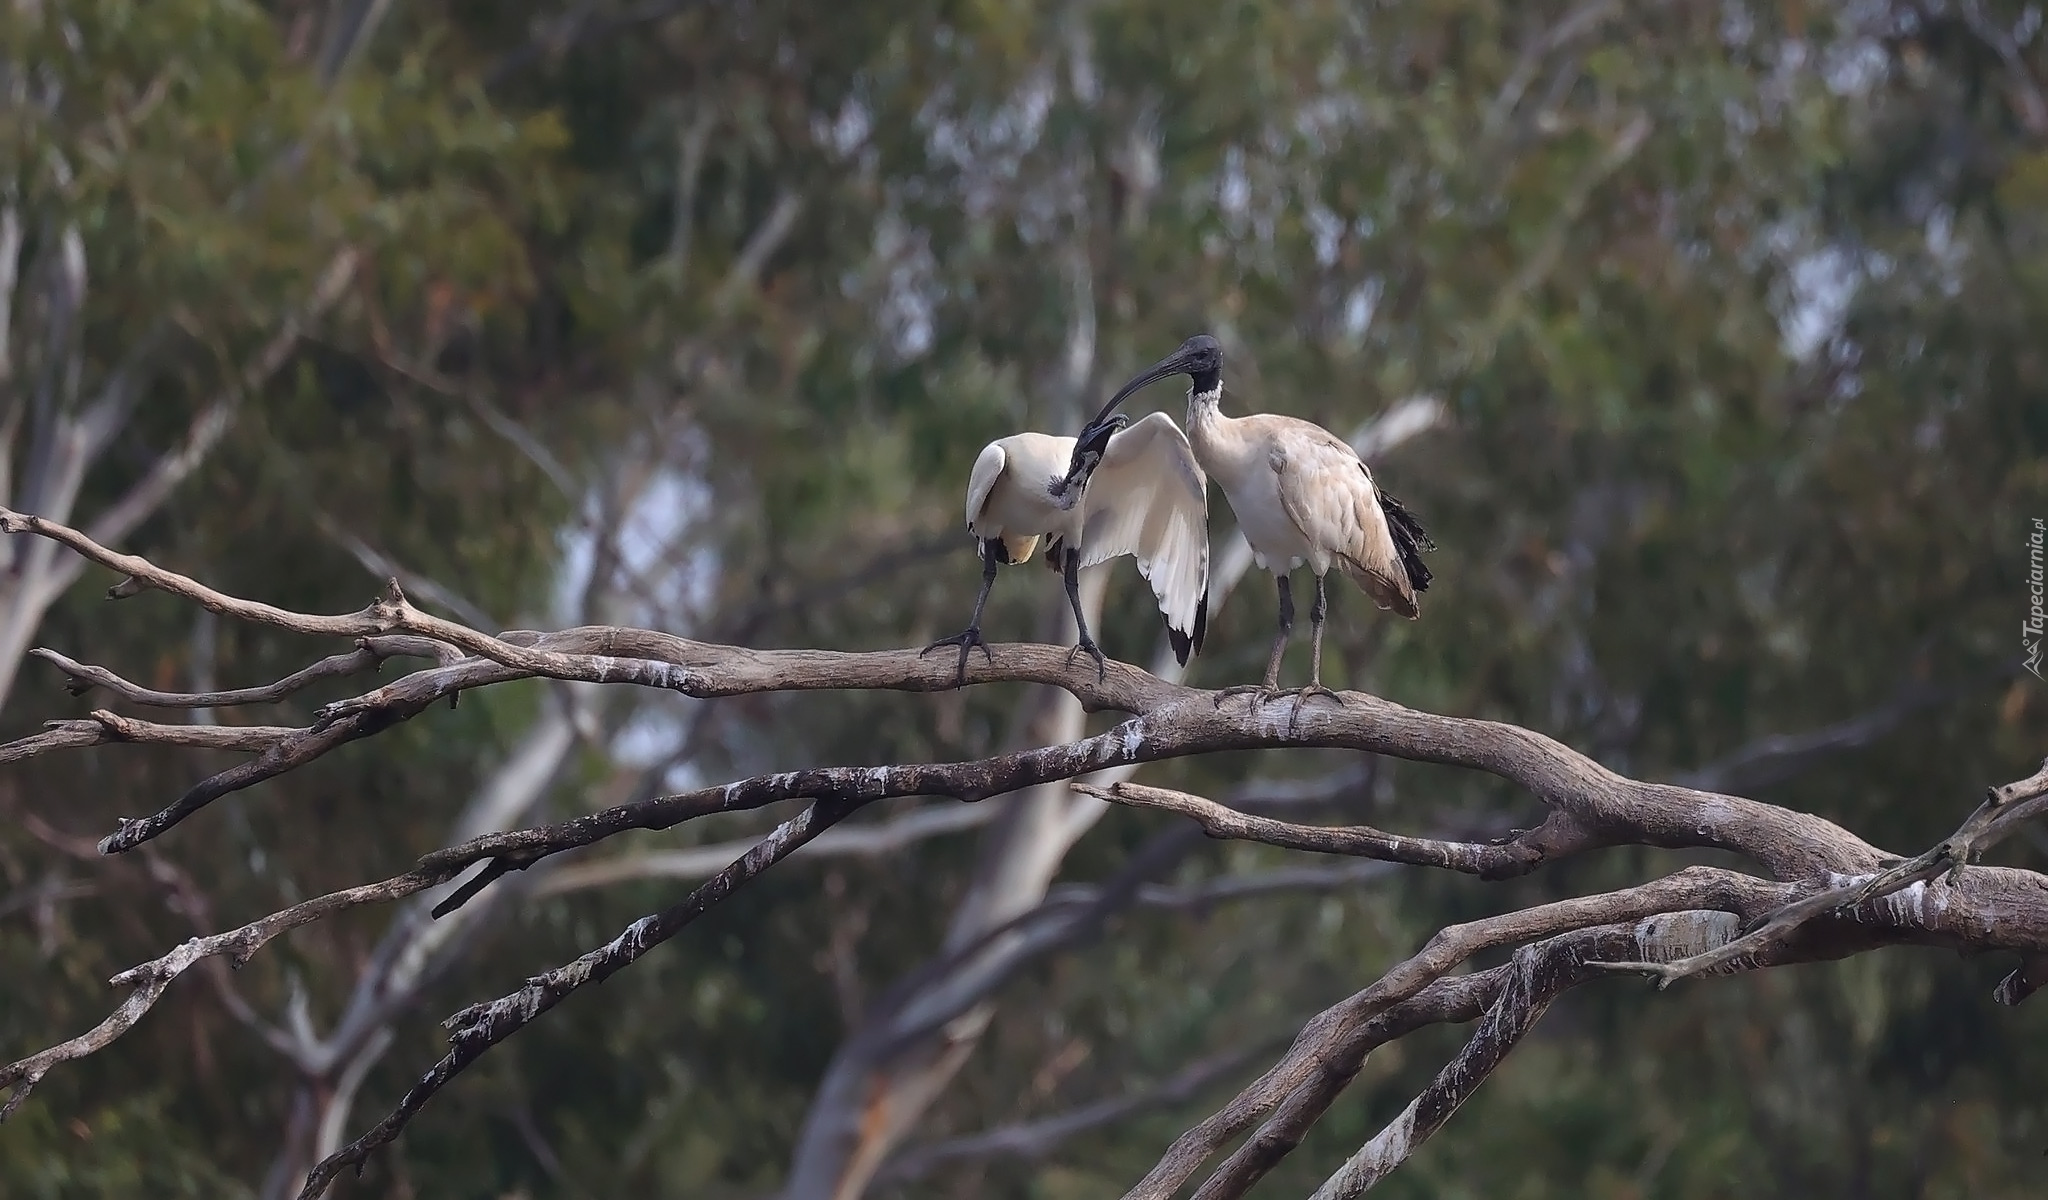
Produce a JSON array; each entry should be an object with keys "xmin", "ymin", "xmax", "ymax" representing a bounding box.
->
[
  {"xmin": 1066, "ymin": 335, "xmax": 1433, "ymax": 713},
  {"xmin": 924, "ymin": 411, "xmax": 1211, "ymax": 679}
]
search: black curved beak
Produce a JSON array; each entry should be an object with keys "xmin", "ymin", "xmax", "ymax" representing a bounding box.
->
[
  {"xmin": 1054, "ymin": 412, "xmax": 1129, "ymax": 498},
  {"xmin": 1060, "ymin": 347, "xmax": 1197, "ymax": 490},
  {"xmin": 1085, "ymin": 347, "xmax": 1197, "ymax": 429}
]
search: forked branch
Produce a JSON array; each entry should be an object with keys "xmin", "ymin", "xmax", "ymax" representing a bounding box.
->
[{"xmin": 2, "ymin": 507, "xmax": 2045, "ymax": 1200}]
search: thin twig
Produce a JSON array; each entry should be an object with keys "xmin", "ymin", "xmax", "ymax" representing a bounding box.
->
[
  {"xmin": 1072, "ymin": 780, "xmax": 1598, "ymax": 880},
  {"xmin": 26, "ymin": 637, "xmax": 458, "ymax": 707},
  {"xmin": 0, "ymin": 711, "xmax": 297, "ymax": 765},
  {"xmin": 298, "ymin": 797, "xmax": 857, "ymax": 1198}
]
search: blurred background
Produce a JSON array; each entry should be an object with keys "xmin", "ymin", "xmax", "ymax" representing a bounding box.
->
[{"xmin": 2, "ymin": 1, "xmax": 2047, "ymax": 1196}]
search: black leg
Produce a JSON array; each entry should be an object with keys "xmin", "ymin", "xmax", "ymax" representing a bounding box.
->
[
  {"xmin": 1286, "ymin": 573, "xmax": 1343, "ymax": 734},
  {"xmin": 1308, "ymin": 573, "xmax": 1327, "ymax": 685},
  {"xmin": 921, "ymin": 540, "xmax": 1001, "ymax": 685},
  {"xmin": 1215, "ymin": 573, "xmax": 1294, "ymax": 708},
  {"xmin": 1268, "ymin": 574, "xmax": 1295, "ymax": 688},
  {"xmin": 1062, "ymin": 547, "xmax": 1108, "ymax": 682}
]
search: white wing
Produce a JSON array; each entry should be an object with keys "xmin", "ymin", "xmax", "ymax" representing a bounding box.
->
[
  {"xmin": 1077, "ymin": 411, "xmax": 1210, "ymax": 645},
  {"xmin": 963, "ymin": 441, "xmax": 1007, "ymax": 532}
]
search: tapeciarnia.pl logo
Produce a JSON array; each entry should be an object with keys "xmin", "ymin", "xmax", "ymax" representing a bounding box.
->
[{"xmin": 2028, "ymin": 517, "xmax": 2045, "ymax": 680}]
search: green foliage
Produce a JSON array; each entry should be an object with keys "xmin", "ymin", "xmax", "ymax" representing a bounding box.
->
[{"xmin": 3, "ymin": 0, "xmax": 2047, "ymax": 1197}]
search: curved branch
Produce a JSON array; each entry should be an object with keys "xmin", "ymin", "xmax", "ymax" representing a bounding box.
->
[
  {"xmin": 0, "ymin": 860, "xmax": 464, "ymax": 1118},
  {"xmin": 1073, "ymin": 780, "xmax": 1599, "ymax": 880},
  {"xmin": 0, "ymin": 508, "xmax": 1174, "ymax": 713},
  {"xmin": 7, "ymin": 506, "xmax": 2048, "ymax": 1200},
  {"xmin": 1, "ymin": 711, "xmax": 297, "ymax": 765},
  {"xmin": 1594, "ymin": 758, "xmax": 2048, "ymax": 988},
  {"xmin": 532, "ymin": 801, "xmax": 1001, "ymax": 895},
  {"xmin": 1303, "ymin": 935, "xmax": 1582, "ymax": 1200},
  {"xmin": 0, "ymin": 507, "xmax": 1902, "ymax": 886},
  {"xmin": 27, "ymin": 637, "xmax": 459, "ymax": 707},
  {"xmin": 1123, "ymin": 867, "xmax": 1786, "ymax": 1200}
]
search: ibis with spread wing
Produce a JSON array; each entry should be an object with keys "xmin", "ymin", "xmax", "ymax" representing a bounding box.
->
[
  {"xmin": 924, "ymin": 411, "xmax": 1211, "ymax": 681},
  {"xmin": 1062, "ymin": 335, "xmax": 1432, "ymax": 714}
]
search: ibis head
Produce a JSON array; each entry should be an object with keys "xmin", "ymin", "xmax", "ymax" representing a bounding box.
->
[{"xmin": 1087, "ymin": 334, "xmax": 1223, "ymax": 428}]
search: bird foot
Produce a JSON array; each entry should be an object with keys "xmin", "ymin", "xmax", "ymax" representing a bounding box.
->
[
  {"xmin": 1281, "ymin": 684, "xmax": 1344, "ymax": 736},
  {"xmin": 1212, "ymin": 683, "xmax": 1284, "ymax": 710},
  {"xmin": 920, "ymin": 627, "xmax": 993, "ymax": 686},
  {"xmin": 1065, "ymin": 637, "xmax": 1109, "ymax": 683}
]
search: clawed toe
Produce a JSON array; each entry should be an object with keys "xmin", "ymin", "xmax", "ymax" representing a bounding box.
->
[
  {"xmin": 1283, "ymin": 685, "xmax": 1343, "ymax": 736},
  {"xmin": 1212, "ymin": 683, "xmax": 1282, "ymax": 710},
  {"xmin": 920, "ymin": 627, "xmax": 993, "ymax": 685},
  {"xmin": 1065, "ymin": 639, "xmax": 1109, "ymax": 683}
]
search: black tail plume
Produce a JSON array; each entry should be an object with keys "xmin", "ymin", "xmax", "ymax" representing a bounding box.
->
[{"xmin": 1379, "ymin": 493, "xmax": 1435, "ymax": 593}]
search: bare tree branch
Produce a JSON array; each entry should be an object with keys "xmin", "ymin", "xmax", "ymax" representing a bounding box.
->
[
  {"xmin": 1303, "ymin": 938, "xmax": 1582, "ymax": 1199},
  {"xmin": 4, "ymin": 508, "xmax": 2048, "ymax": 1200},
  {"xmin": 533, "ymin": 801, "xmax": 1002, "ymax": 894},
  {"xmin": 1128, "ymin": 869, "xmax": 1790, "ymax": 1200},
  {"xmin": 1071, "ymin": 780, "xmax": 1597, "ymax": 879},
  {"xmin": 0, "ymin": 711, "xmax": 298, "ymax": 765},
  {"xmin": 1593, "ymin": 757, "xmax": 2048, "ymax": 989},
  {"xmin": 24, "ymin": 637, "xmax": 458, "ymax": 708},
  {"xmin": 298, "ymin": 795, "xmax": 857, "ymax": 1198}
]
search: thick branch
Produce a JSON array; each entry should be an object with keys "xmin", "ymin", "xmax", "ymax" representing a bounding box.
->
[
  {"xmin": 1, "ymin": 508, "xmax": 1905, "ymax": 887},
  {"xmin": 1124, "ymin": 867, "xmax": 1786, "ymax": 1200},
  {"xmin": 1593, "ymin": 757, "xmax": 2048, "ymax": 988},
  {"xmin": 1189, "ymin": 914, "xmax": 1784, "ymax": 1200},
  {"xmin": 1304, "ymin": 936, "xmax": 1580, "ymax": 1200}
]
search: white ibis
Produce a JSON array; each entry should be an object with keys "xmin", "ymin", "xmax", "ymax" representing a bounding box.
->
[
  {"xmin": 924, "ymin": 411, "xmax": 1211, "ymax": 681},
  {"xmin": 1063, "ymin": 335, "xmax": 1432, "ymax": 717}
]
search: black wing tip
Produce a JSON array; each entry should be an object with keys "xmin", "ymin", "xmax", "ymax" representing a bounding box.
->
[
  {"xmin": 1379, "ymin": 492, "xmax": 1435, "ymax": 594},
  {"xmin": 1167, "ymin": 588, "xmax": 1210, "ymax": 667}
]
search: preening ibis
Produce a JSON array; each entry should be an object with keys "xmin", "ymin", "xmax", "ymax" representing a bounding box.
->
[
  {"xmin": 923, "ymin": 411, "xmax": 1211, "ymax": 682},
  {"xmin": 1063, "ymin": 335, "xmax": 1432, "ymax": 716}
]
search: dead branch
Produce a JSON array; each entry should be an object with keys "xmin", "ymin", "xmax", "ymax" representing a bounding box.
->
[
  {"xmin": 27, "ymin": 637, "xmax": 460, "ymax": 707},
  {"xmin": 1127, "ymin": 869, "xmax": 1783, "ymax": 1200},
  {"xmin": 3, "ymin": 506, "xmax": 2047, "ymax": 1200},
  {"xmin": 1592, "ymin": 757, "xmax": 2048, "ymax": 989},
  {"xmin": 297, "ymin": 796, "xmax": 857, "ymax": 1199},
  {"xmin": 1, "ymin": 711, "xmax": 297, "ymax": 765},
  {"xmin": 1302, "ymin": 935, "xmax": 1587, "ymax": 1200},
  {"xmin": 1072, "ymin": 780, "xmax": 1600, "ymax": 879},
  {"xmin": 532, "ymin": 801, "xmax": 1001, "ymax": 894},
  {"xmin": 0, "ymin": 860, "xmax": 462, "ymax": 1120}
]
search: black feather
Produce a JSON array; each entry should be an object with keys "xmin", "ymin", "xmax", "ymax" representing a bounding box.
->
[
  {"xmin": 1378, "ymin": 492, "xmax": 1435, "ymax": 593},
  {"xmin": 1167, "ymin": 587, "xmax": 1209, "ymax": 666}
]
